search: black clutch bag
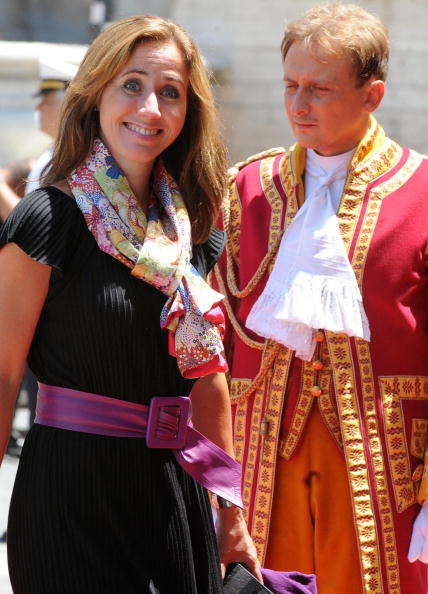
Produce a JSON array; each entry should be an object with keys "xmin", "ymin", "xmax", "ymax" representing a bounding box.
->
[{"xmin": 223, "ymin": 563, "xmax": 274, "ymax": 594}]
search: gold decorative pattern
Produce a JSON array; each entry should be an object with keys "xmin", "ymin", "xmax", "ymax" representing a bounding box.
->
[
  {"xmin": 337, "ymin": 144, "xmax": 401, "ymax": 255},
  {"xmin": 356, "ymin": 340, "xmax": 400, "ymax": 592},
  {"xmin": 352, "ymin": 149, "xmax": 422, "ymax": 288},
  {"xmin": 227, "ymin": 182, "xmax": 242, "ymax": 268},
  {"xmin": 238, "ymin": 381, "xmax": 265, "ymax": 525},
  {"xmin": 317, "ymin": 340, "xmax": 342, "ymax": 449},
  {"xmin": 321, "ymin": 123, "xmax": 423, "ymax": 593},
  {"xmin": 348, "ymin": 148, "xmax": 426, "ymax": 591},
  {"xmin": 250, "ymin": 345, "xmax": 293, "ymax": 563},
  {"xmin": 260, "ymin": 156, "xmax": 285, "ymax": 260},
  {"xmin": 379, "ymin": 376, "xmax": 428, "ymax": 512},
  {"xmin": 229, "ymin": 340, "xmax": 281, "ymax": 406},
  {"xmin": 280, "ymin": 151, "xmax": 302, "ymax": 237},
  {"xmin": 411, "ymin": 419, "xmax": 428, "ymax": 459},
  {"xmin": 278, "ymin": 359, "xmax": 315, "ymax": 460},
  {"xmin": 326, "ymin": 332, "xmax": 383, "ymax": 594},
  {"xmin": 213, "ymin": 265, "xmax": 264, "ymax": 351},
  {"xmin": 225, "ymin": 153, "xmax": 286, "ymax": 301}
]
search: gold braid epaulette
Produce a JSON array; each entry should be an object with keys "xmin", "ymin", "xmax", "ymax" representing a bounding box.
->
[{"xmin": 215, "ymin": 148, "xmax": 286, "ymax": 401}]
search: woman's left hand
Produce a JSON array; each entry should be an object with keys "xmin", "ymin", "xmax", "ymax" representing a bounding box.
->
[{"xmin": 215, "ymin": 505, "xmax": 263, "ymax": 582}]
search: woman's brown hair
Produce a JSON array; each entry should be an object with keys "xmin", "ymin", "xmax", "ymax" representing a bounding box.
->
[{"xmin": 44, "ymin": 15, "xmax": 228, "ymax": 243}]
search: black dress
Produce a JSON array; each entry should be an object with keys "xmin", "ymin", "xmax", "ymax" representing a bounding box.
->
[{"xmin": 0, "ymin": 187, "xmax": 226, "ymax": 594}]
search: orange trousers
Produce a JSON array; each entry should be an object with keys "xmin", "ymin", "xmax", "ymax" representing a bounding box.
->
[{"xmin": 265, "ymin": 405, "xmax": 363, "ymax": 594}]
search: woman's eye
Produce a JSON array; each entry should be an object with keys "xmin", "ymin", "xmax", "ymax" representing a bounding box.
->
[
  {"xmin": 161, "ymin": 85, "xmax": 179, "ymax": 99},
  {"xmin": 123, "ymin": 80, "xmax": 141, "ymax": 93}
]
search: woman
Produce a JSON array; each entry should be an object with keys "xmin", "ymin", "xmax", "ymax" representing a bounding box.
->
[{"xmin": 0, "ymin": 16, "xmax": 260, "ymax": 593}]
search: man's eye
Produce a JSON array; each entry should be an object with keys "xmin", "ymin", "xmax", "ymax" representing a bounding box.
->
[
  {"xmin": 123, "ymin": 80, "xmax": 141, "ymax": 93},
  {"xmin": 161, "ymin": 85, "xmax": 179, "ymax": 99}
]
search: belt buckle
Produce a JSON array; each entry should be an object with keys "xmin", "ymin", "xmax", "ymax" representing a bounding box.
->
[{"xmin": 146, "ymin": 396, "xmax": 190, "ymax": 449}]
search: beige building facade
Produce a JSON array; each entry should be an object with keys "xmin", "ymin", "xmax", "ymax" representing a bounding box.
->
[
  {"xmin": 0, "ymin": 0, "xmax": 427, "ymax": 166},
  {"xmin": 172, "ymin": 0, "xmax": 428, "ymax": 161}
]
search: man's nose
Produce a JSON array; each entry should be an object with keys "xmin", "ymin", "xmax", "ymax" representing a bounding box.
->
[{"xmin": 290, "ymin": 88, "xmax": 310, "ymax": 115}]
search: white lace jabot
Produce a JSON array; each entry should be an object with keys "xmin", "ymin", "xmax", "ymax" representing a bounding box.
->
[{"xmin": 245, "ymin": 148, "xmax": 370, "ymax": 361}]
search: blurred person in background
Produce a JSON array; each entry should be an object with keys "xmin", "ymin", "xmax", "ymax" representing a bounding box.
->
[
  {"xmin": 25, "ymin": 56, "xmax": 78, "ymax": 193},
  {"xmin": 0, "ymin": 56, "xmax": 77, "ymax": 217},
  {"xmin": 0, "ymin": 159, "xmax": 30, "ymax": 220},
  {"xmin": 0, "ymin": 15, "xmax": 261, "ymax": 593}
]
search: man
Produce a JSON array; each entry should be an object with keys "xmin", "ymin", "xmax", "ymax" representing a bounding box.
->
[
  {"xmin": 213, "ymin": 3, "xmax": 428, "ymax": 593},
  {"xmin": 0, "ymin": 55, "xmax": 77, "ymax": 219}
]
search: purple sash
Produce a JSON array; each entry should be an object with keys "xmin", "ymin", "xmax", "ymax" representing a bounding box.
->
[{"xmin": 35, "ymin": 383, "xmax": 242, "ymax": 507}]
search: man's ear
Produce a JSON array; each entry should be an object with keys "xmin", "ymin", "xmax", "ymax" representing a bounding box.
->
[{"xmin": 364, "ymin": 79, "xmax": 385, "ymax": 113}]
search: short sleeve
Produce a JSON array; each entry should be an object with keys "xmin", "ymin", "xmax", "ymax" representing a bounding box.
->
[
  {"xmin": 0, "ymin": 187, "xmax": 86, "ymax": 274},
  {"xmin": 191, "ymin": 227, "xmax": 226, "ymax": 279}
]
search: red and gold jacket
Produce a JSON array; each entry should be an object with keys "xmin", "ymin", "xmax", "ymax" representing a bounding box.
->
[{"xmin": 213, "ymin": 118, "xmax": 428, "ymax": 593}]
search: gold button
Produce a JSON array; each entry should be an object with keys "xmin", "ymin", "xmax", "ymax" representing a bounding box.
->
[
  {"xmin": 311, "ymin": 385, "xmax": 322, "ymax": 397},
  {"xmin": 315, "ymin": 331, "xmax": 324, "ymax": 342},
  {"xmin": 312, "ymin": 360, "xmax": 324, "ymax": 370}
]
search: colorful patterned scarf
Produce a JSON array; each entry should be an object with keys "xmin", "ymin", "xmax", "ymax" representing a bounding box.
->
[{"xmin": 68, "ymin": 138, "xmax": 227, "ymax": 378}]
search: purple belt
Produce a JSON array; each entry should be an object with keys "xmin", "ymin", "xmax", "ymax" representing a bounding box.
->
[{"xmin": 35, "ymin": 383, "xmax": 243, "ymax": 508}]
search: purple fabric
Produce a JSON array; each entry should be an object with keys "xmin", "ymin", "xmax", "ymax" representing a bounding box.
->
[
  {"xmin": 261, "ymin": 568, "xmax": 317, "ymax": 594},
  {"xmin": 35, "ymin": 383, "xmax": 243, "ymax": 507}
]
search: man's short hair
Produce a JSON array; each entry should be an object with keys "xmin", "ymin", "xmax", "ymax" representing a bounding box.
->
[{"xmin": 281, "ymin": 2, "xmax": 389, "ymax": 86}]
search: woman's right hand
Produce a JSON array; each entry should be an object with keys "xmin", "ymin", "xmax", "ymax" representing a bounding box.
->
[{"xmin": 215, "ymin": 505, "xmax": 263, "ymax": 582}]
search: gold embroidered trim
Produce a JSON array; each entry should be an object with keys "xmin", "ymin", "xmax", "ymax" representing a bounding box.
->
[
  {"xmin": 356, "ymin": 340, "xmax": 400, "ymax": 592},
  {"xmin": 337, "ymin": 141, "xmax": 401, "ymax": 254},
  {"xmin": 379, "ymin": 376, "xmax": 428, "ymax": 512},
  {"xmin": 335, "ymin": 146, "xmax": 424, "ymax": 592},
  {"xmin": 213, "ymin": 265, "xmax": 264, "ymax": 351},
  {"xmin": 260, "ymin": 156, "xmax": 285, "ymax": 260},
  {"xmin": 411, "ymin": 419, "xmax": 428, "ymax": 460},
  {"xmin": 232, "ymin": 379, "xmax": 252, "ymax": 469},
  {"xmin": 317, "ymin": 340, "xmax": 342, "ymax": 449},
  {"xmin": 238, "ymin": 381, "xmax": 265, "ymax": 526},
  {"xmin": 230, "ymin": 340, "xmax": 282, "ymax": 405},
  {"xmin": 326, "ymin": 333, "xmax": 383, "ymax": 594},
  {"xmin": 226, "ymin": 182, "xmax": 242, "ymax": 268},
  {"xmin": 250, "ymin": 346, "xmax": 293, "ymax": 563},
  {"xmin": 278, "ymin": 359, "xmax": 314, "ymax": 460},
  {"xmin": 226, "ymin": 157, "xmax": 283, "ymax": 300}
]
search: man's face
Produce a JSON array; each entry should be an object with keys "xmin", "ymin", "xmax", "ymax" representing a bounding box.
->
[
  {"xmin": 36, "ymin": 90, "xmax": 62, "ymax": 139},
  {"xmin": 283, "ymin": 41, "xmax": 378, "ymax": 156}
]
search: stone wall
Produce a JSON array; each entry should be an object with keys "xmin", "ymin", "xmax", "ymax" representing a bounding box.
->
[
  {"xmin": 173, "ymin": 0, "xmax": 428, "ymax": 161},
  {"xmin": 0, "ymin": 0, "xmax": 427, "ymax": 166}
]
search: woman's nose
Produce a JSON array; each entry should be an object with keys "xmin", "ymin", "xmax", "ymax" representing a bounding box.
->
[{"xmin": 138, "ymin": 92, "xmax": 161, "ymax": 118}]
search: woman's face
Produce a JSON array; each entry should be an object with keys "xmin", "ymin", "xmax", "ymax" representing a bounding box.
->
[{"xmin": 98, "ymin": 41, "xmax": 189, "ymax": 177}]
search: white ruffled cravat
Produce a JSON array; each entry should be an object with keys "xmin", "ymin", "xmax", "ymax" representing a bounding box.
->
[{"xmin": 246, "ymin": 148, "xmax": 370, "ymax": 361}]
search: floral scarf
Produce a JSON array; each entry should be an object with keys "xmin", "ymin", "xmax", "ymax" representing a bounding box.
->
[{"xmin": 67, "ymin": 138, "xmax": 227, "ymax": 378}]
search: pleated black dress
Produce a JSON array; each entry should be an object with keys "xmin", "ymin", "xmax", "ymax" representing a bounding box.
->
[{"xmin": 0, "ymin": 187, "xmax": 225, "ymax": 594}]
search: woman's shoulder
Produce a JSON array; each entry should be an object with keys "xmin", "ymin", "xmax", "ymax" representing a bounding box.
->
[
  {"xmin": 0, "ymin": 185, "xmax": 87, "ymax": 272},
  {"xmin": 10, "ymin": 184, "xmax": 81, "ymax": 226}
]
